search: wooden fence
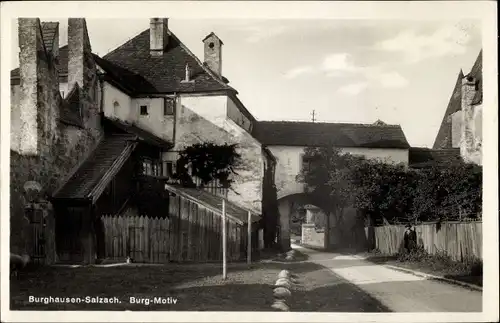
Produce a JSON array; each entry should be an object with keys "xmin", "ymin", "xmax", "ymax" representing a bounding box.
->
[
  {"xmin": 100, "ymin": 194, "xmax": 244, "ymax": 263},
  {"xmin": 365, "ymin": 221, "xmax": 482, "ymax": 261}
]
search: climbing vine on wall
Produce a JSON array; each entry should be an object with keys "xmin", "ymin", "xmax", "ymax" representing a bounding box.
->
[{"xmin": 174, "ymin": 142, "xmax": 242, "ymax": 189}]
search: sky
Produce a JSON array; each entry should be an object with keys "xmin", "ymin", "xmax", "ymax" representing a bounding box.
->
[{"xmin": 10, "ymin": 18, "xmax": 482, "ymax": 148}]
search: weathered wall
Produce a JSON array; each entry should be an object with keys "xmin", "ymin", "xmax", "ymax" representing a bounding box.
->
[
  {"xmin": 10, "ymin": 18, "xmax": 102, "ymax": 255},
  {"xmin": 268, "ymin": 146, "xmax": 305, "ymax": 199},
  {"xmin": 226, "ymin": 96, "xmax": 252, "ymax": 133},
  {"xmin": 103, "ymin": 82, "xmax": 132, "ymax": 120},
  {"xmin": 134, "ymin": 98, "xmax": 175, "ymax": 142},
  {"xmin": 174, "ymin": 98, "xmax": 264, "ymax": 212},
  {"xmin": 460, "ymin": 77, "xmax": 482, "ymax": 165},
  {"xmin": 301, "ymin": 223, "xmax": 325, "ymax": 248},
  {"xmin": 10, "ymin": 84, "xmax": 21, "ymax": 151},
  {"xmin": 269, "ymin": 145, "xmax": 409, "ymax": 199}
]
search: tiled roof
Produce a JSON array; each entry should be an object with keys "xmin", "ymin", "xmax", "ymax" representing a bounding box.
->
[
  {"xmin": 41, "ymin": 22, "xmax": 58, "ymax": 54},
  {"xmin": 164, "ymin": 184, "xmax": 261, "ymax": 224},
  {"xmin": 409, "ymin": 147, "xmax": 462, "ymax": 168},
  {"xmin": 467, "ymin": 50, "xmax": 482, "ymax": 105},
  {"xmin": 101, "ymin": 29, "xmax": 234, "ymax": 94},
  {"xmin": 11, "ymin": 45, "xmax": 69, "ymax": 80},
  {"xmin": 252, "ymin": 121, "xmax": 410, "ymax": 149},
  {"xmin": 53, "ymin": 135, "xmax": 138, "ymax": 201},
  {"xmin": 432, "ymin": 70, "xmax": 464, "ymax": 149},
  {"xmin": 102, "ymin": 117, "xmax": 173, "ymax": 149}
]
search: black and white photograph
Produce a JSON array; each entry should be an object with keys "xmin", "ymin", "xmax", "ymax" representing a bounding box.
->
[{"xmin": 1, "ymin": 1, "xmax": 498, "ymax": 322}]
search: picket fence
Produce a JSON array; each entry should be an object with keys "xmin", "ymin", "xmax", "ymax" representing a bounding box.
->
[
  {"xmin": 366, "ymin": 221, "xmax": 482, "ymax": 261},
  {"xmin": 100, "ymin": 195, "xmax": 244, "ymax": 263}
]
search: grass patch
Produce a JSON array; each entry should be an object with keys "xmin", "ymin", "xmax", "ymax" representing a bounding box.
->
[
  {"xmin": 10, "ymin": 262, "xmax": 282, "ymax": 311},
  {"xmin": 365, "ymin": 247, "xmax": 483, "ymax": 287}
]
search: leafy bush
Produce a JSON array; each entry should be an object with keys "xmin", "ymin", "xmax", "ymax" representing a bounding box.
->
[
  {"xmin": 174, "ymin": 142, "xmax": 242, "ymax": 188},
  {"xmin": 297, "ymin": 147, "xmax": 482, "ymax": 224}
]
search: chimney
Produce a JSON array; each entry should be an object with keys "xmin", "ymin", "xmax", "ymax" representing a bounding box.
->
[
  {"xmin": 67, "ymin": 18, "xmax": 99, "ymax": 129},
  {"xmin": 150, "ymin": 18, "xmax": 169, "ymax": 56},
  {"xmin": 17, "ymin": 18, "xmax": 44, "ymax": 155},
  {"xmin": 203, "ymin": 32, "xmax": 223, "ymax": 77}
]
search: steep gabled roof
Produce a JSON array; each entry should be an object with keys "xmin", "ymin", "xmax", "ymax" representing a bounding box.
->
[
  {"xmin": 41, "ymin": 22, "xmax": 58, "ymax": 54},
  {"xmin": 252, "ymin": 121, "xmax": 410, "ymax": 149},
  {"xmin": 101, "ymin": 29, "xmax": 234, "ymax": 94},
  {"xmin": 432, "ymin": 70, "xmax": 464, "ymax": 149}
]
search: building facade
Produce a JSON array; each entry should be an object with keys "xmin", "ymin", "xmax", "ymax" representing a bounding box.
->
[{"xmin": 433, "ymin": 51, "xmax": 483, "ymax": 165}]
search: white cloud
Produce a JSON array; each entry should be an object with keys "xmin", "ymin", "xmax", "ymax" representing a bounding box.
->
[
  {"xmin": 338, "ymin": 82, "xmax": 368, "ymax": 95},
  {"xmin": 322, "ymin": 53, "xmax": 358, "ymax": 75},
  {"xmin": 238, "ymin": 25, "xmax": 288, "ymax": 43},
  {"xmin": 375, "ymin": 23, "xmax": 474, "ymax": 63},
  {"xmin": 364, "ymin": 68, "xmax": 410, "ymax": 88},
  {"xmin": 283, "ymin": 66, "xmax": 315, "ymax": 79},
  {"xmin": 377, "ymin": 71, "xmax": 409, "ymax": 88}
]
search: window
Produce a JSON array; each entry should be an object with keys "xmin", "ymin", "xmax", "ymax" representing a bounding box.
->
[
  {"xmin": 165, "ymin": 161, "xmax": 174, "ymax": 177},
  {"xmin": 142, "ymin": 159, "xmax": 153, "ymax": 175},
  {"xmin": 140, "ymin": 105, "xmax": 149, "ymax": 116},
  {"xmin": 164, "ymin": 98, "xmax": 175, "ymax": 116},
  {"xmin": 61, "ymin": 91, "xmax": 65, "ymax": 98}
]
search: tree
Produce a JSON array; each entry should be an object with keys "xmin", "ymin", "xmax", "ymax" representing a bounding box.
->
[{"xmin": 173, "ymin": 142, "xmax": 242, "ymax": 189}]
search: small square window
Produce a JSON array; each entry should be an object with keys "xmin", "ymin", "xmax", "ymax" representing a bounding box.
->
[
  {"xmin": 140, "ymin": 105, "xmax": 149, "ymax": 115},
  {"xmin": 164, "ymin": 98, "xmax": 175, "ymax": 116}
]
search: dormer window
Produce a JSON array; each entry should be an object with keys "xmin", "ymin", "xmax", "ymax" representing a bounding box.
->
[
  {"xmin": 181, "ymin": 64, "xmax": 195, "ymax": 83},
  {"xmin": 140, "ymin": 105, "xmax": 149, "ymax": 116}
]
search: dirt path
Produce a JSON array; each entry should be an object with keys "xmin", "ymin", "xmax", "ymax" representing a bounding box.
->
[{"xmin": 293, "ymin": 244, "xmax": 482, "ymax": 312}]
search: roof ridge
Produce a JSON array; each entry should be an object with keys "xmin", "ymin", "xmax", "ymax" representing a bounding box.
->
[
  {"xmin": 256, "ymin": 120, "xmax": 402, "ymax": 128},
  {"xmin": 103, "ymin": 29, "xmax": 149, "ymax": 59}
]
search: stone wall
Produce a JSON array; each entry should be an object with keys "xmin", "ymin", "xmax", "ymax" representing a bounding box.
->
[
  {"xmin": 10, "ymin": 18, "xmax": 102, "ymax": 256},
  {"xmin": 459, "ymin": 76, "xmax": 482, "ymax": 165},
  {"xmin": 301, "ymin": 223, "xmax": 324, "ymax": 248},
  {"xmin": 174, "ymin": 101, "xmax": 264, "ymax": 213}
]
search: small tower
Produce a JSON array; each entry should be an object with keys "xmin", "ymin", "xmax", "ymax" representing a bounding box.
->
[{"xmin": 202, "ymin": 32, "xmax": 223, "ymax": 77}]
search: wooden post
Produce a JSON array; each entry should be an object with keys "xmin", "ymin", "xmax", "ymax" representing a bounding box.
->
[
  {"xmin": 222, "ymin": 198, "xmax": 227, "ymax": 279},
  {"xmin": 247, "ymin": 211, "xmax": 252, "ymax": 264}
]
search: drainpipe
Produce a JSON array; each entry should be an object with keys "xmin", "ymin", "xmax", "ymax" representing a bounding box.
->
[
  {"xmin": 97, "ymin": 73, "xmax": 105, "ymax": 126},
  {"xmin": 173, "ymin": 92, "xmax": 178, "ymax": 147}
]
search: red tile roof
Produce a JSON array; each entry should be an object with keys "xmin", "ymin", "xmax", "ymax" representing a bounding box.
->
[{"xmin": 252, "ymin": 121, "xmax": 410, "ymax": 149}]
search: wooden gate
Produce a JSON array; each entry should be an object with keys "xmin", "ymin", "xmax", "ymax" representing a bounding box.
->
[{"xmin": 56, "ymin": 206, "xmax": 86, "ymax": 263}]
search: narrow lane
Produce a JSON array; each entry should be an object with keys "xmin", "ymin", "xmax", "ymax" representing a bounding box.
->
[{"xmin": 293, "ymin": 244, "xmax": 482, "ymax": 312}]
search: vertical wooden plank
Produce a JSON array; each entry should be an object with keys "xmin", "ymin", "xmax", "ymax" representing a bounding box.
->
[
  {"xmin": 247, "ymin": 212, "xmax": 252, "ymax": 264},
  {"xmin": 207, "ymin": 210, "xmax": 213, "ymax": 261},
  {"xmin": 222, "ymin": 199, "xmax": 227, "ymax": 279}
]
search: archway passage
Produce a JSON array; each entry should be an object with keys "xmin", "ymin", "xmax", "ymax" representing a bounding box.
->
[{"xmin": 277, "ymin": 193, "xmax": 328, "ymax": 251}]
